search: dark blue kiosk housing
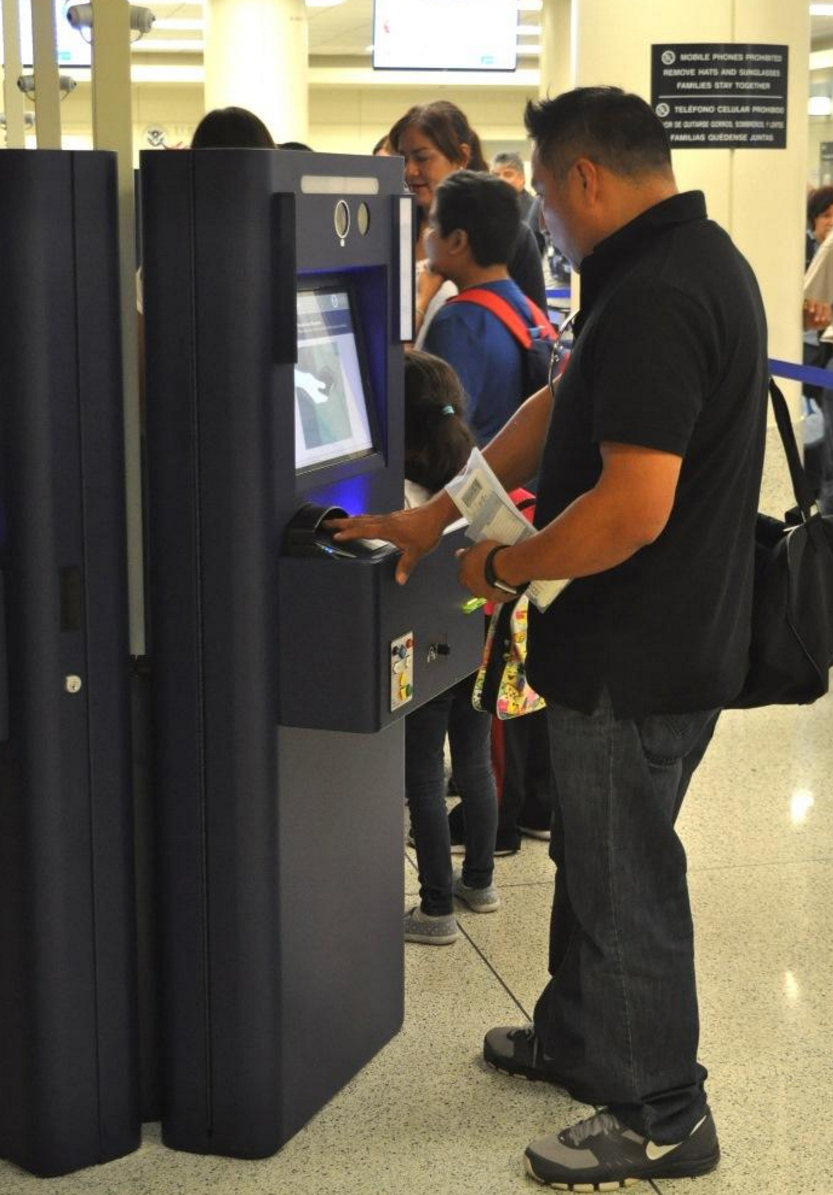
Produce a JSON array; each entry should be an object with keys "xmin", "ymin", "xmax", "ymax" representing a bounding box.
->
[
  {"xmin": 0, "ymin": 151, "xmax": 140, "ymax": 1177},
  {"xmin": 141, "ymin": 150, "xmax": 483, "ymax": 1159}
]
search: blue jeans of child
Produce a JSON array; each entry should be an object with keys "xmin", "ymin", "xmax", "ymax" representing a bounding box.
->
[
  {"xmin": 535, "ymin": 687, "xmax": 719, "ymax": 1144},
  {"xmin": 405, "ymin": 673, "xmax": 497, "ymax": 916}
]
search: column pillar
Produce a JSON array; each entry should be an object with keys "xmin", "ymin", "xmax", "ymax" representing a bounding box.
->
[
  {"xmin": 539, "ymin": 0, "xmax": 810, "ymax": 513},
  {"xmin": 204, "ymin": 0, "xmax": 308, "ymax": 145},
  {"xmin": 91, "ymin": 0, "xmax": 144, "ymax": 654},
  {"xmin": 2, "ymin": 0, "xmax": 26, "ymax": 147}
]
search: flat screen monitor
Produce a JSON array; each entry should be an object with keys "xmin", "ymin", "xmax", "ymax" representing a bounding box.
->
[
  {"xmin": 294, "ymin": 287, "xmax": 377, "ymax": 474},
  {"xmin": 372, "ymin": 0, "xmax": 517, "ymax": 72},
  {"xmin": 1, "ymin": 2, "xmax": 92, "ymax": 69}
]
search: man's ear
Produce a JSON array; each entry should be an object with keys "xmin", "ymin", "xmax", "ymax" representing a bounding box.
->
[
  {"xmin": 448, "ymin": 228, "xmax": 469, "ymax": 256},
  {"xmin": 573, "ymin": 158, "xmax": 599, "ymax": 201}
]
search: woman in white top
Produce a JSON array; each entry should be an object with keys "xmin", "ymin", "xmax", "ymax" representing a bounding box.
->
[{"xmin": 388, "ymin": 101, "xmax": 546, "ymax": 346}]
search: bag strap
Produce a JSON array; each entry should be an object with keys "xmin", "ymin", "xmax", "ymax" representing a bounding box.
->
[
  {"xmin": 768, "ymin": 377, "xmax": 818, "ymax": 521},
  {"xmin": 447, "ymin": 288, "xmax": 557, "ymax": 349}
]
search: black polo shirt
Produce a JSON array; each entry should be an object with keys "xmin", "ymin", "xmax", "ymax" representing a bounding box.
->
[{"xmin": 526, "ymin": 191, "xmax": 768, "ymax": 718}]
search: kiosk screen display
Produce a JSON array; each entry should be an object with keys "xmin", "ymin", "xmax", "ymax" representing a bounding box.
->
[{"xmin": 294, "ymin": 288, "xmax": 376, "ymax": 473}]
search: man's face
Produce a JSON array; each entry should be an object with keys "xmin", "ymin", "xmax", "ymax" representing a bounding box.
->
[
  {"xmin": 424, "ymin": 200, "xmax": 456, "ymax": 278},
  {"xmin": 531, "ymin": 146, "xmax": 587, "ymax": 272},
  {"xmin": 491, "ymin": 164, "xmax": 525, "ymax": 193}
]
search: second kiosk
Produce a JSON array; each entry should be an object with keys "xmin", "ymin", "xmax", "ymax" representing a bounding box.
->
[{"xmin": 141, "ymin": 149, "xmax": 483, "ymax": 1158}]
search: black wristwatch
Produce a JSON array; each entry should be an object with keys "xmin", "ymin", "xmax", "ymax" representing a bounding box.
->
[{"xmin": 483, "ymin": 545, "xmax": 529, "ymax": 597}]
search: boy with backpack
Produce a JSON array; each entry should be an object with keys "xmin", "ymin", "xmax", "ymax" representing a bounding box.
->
[
  {"xmin": 422, "ymin": 170, "xmax": 556, "ymax": 446},
  {"xmin": 422, "ymin": 169, "xmax": 557, "ymax": 854}
]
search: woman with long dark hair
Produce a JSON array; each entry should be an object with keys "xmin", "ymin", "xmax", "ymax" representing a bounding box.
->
[{"xmin": 388, "ymin": 101, "xmax": 547, "ymax": 343}]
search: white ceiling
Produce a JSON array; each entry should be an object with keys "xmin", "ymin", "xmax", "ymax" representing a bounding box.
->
[
  {"xmin": 132, "ymin": 1, "xmax": 544, "ymax": 58},
  {"xmin": 118, "ymin": 2, "xmax": 833, "ymax": 60}
]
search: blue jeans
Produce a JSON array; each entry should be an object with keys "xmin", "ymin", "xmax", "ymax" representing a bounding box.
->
[
  {"xmin": 535, "ymin": 687, "xmax": 719, "ymax": 1143},
  {"xmin": 405, "ymin": 674, "xmax": 498, "ymax": 916}
]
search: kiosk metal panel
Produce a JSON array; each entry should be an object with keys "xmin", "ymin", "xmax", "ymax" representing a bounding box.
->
[{"xmin": 0, "ymin": 151, "xmax": 139, "ymax": 1177}]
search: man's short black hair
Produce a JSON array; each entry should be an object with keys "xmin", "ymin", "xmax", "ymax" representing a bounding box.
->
[
  {"xmin": 432, "ymin": 170, "xmax": 520, "ymax": 267},
  {"xmin": 524, "ymin": 87, "xmax": 672, "ymax": 180}
]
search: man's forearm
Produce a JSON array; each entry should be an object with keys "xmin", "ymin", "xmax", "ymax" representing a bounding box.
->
[{"xmin": 480, "ymin": 384, "xmax": 553, "ymax": 492}]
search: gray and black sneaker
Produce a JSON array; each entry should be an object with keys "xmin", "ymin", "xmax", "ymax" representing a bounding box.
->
[
  {"xmin": 524, "ymin": 1107, "xmax": 720, "ymax": 1190},
  {"xmin": 453, "ymin": 871, "xmax": 500, "ymax": 913},
  {"xmin": 483, "ymin": 1025, "xmax": 569, "ymax": 1087},
  {"xmin": 403, "ymin": 905, "xmax": 459, "ymax": 945}
]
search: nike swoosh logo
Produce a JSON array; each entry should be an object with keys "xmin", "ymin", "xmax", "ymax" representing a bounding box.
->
[
  {"xmin": 645, "ymin": 1141, "xmax": 679, "ymax": 1161},
  {"xmin": 645, "ymin": 1114, "xmax": 708, "ymax": 1162}
]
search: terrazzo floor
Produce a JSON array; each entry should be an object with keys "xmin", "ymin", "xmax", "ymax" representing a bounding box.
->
[{"xmin": 1, "ymin": 695, "xmax": 830, "ymax": 1194}]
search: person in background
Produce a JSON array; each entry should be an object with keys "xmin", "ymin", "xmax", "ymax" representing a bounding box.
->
[
  {"xmin": 401, "ymin": 350, "xmax": 500, "ymax": 946},
  {"xmin": 388, "ymin": 101, "xmax": 547, "ymax": 344},
  {"xmin": 806, "ymin": 184, "xmax": 833, "ymax": 267},
  {"xmin": 803, "ymin": 186, "xmax": 833, "ymax": 513},
  {"xmin": 372, "ymin": 134, "xmax": 393, "ymax": 156},
  {"xmin": 190, "ymin": 106, "xmax": 275, "ymax": 149},
  {"xmin": 422, "ymin": 170, "xmax": 539, "ymax": 444},
  {"xmin": 491, "ymin": 150, "xmax": 535, "ymax": 221},
  {"xmin": 416, "ymin": 168, "xmax": 556, "ymax": 857},
  {"xmin": 329, "ymin": 85, "xmax": 768, "ymax": 1190},
  {"xmin": 492, "ymin": 149, "xmax": 546, "ymax": 256}
]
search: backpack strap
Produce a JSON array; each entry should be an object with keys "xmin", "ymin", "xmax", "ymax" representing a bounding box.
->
[{"xmin": 447, "ymin": 287, "xmax": 557, "ymax": 349}]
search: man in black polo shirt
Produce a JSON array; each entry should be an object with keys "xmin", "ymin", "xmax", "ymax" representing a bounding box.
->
[{"xmin": 330, "ymin": 87, "xmax": 767, "ymax": 1190}]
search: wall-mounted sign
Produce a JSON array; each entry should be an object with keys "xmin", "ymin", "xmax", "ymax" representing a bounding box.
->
[{"xmin": 651, "ymin": 43, "xmax": 788, "ymax": 149}]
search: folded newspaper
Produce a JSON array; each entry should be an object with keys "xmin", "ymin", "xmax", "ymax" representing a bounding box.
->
[{"xmin": 445, "ymin": 448, "xmax": 570, "ymax": 613}]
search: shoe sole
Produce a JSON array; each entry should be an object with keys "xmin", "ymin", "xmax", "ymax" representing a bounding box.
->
[
  {"xmin": 454, "ymin": 890, "xmax": 500, "ymax": 913},
  {"xmin": 524, "ymin": 1147, "xmax": 720, "ymax": 1190},
  {"xmin": 404, "ymin": 931, "xmax": 459, "ymax": 946},
  {"xmin": 524, "ymin": 1154, "xmax": 639, "ymax": 1189},
  {"xmin": 518, "ymin": 827, "xmax": 551, "ymax": 840}
]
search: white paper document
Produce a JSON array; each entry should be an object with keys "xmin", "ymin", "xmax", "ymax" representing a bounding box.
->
[{"xmin": 445, "ymin": 448, "xmax": 570, "ymax": 612}]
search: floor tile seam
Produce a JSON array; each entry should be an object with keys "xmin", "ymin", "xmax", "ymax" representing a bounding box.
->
[
  {"xmin": 457, "ymin": 921, "xmax": 533, "ymax": 1022},
  {"xmin": 687, "ymin": 854, "xmax": 833, "ymax": 876}
]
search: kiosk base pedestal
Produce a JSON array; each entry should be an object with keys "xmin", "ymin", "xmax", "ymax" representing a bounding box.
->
[{"xmin": 160, "ymin": 723, "xmax": 405, "ymax": 1159}]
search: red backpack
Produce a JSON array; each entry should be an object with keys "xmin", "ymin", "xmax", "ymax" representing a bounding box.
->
[{"xmin": 447, "ymin": 288, "xmax": 558, "ymax": 400}]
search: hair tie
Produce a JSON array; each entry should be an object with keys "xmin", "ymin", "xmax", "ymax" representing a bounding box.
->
[{"xmin": 441, "ymin": 405, "xmax": 455, "ymax": 417}]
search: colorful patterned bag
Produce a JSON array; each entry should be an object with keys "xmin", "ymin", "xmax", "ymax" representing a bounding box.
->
[{"xmin": 472, "ymin": 594, "xmax": 546, "ymax": 719}]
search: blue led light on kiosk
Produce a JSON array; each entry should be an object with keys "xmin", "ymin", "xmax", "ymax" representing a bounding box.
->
[{"xmin": 329, "ymin": 474, "xmax": 378, "ymax": 518}]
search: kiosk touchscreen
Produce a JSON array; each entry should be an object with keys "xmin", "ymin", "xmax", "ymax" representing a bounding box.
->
[{"xmin": 294, "ymin": 287, "xmax": 377, "ymax": 473}]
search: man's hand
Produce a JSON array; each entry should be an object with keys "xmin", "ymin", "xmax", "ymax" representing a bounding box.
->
[
  {"xmin": 455, "ymin": 540, "xmax": 517, "ymax": 604},
  {"xmin": 325, "ymin": 504, "xmax": 447, "ymax": 585}
]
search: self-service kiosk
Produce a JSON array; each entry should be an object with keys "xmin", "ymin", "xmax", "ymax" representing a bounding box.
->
[
  {"xmin": 0, "ymin": 152, "xmax": 140, "ymax": 1176},
  {"xmin": 141, "ymin": 150, "xmax": 483, "ymax": 1158}
]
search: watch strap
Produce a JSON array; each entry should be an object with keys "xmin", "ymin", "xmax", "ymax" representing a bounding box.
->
[{"xmin": 483, "ymin": 545, "xmax": 528, "ymax": 596}]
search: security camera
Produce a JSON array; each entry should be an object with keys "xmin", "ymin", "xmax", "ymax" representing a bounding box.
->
[
  {"xmin": 0, "ymin": 112, "xmax": 36, "ymax": 128},
  {"xmin": 67, "ymin": 4, "xmax": 155, "ymax": 35},
  {"xmin": 17, "ymin": 74, "xmax": 77, "ymax": 96}
]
